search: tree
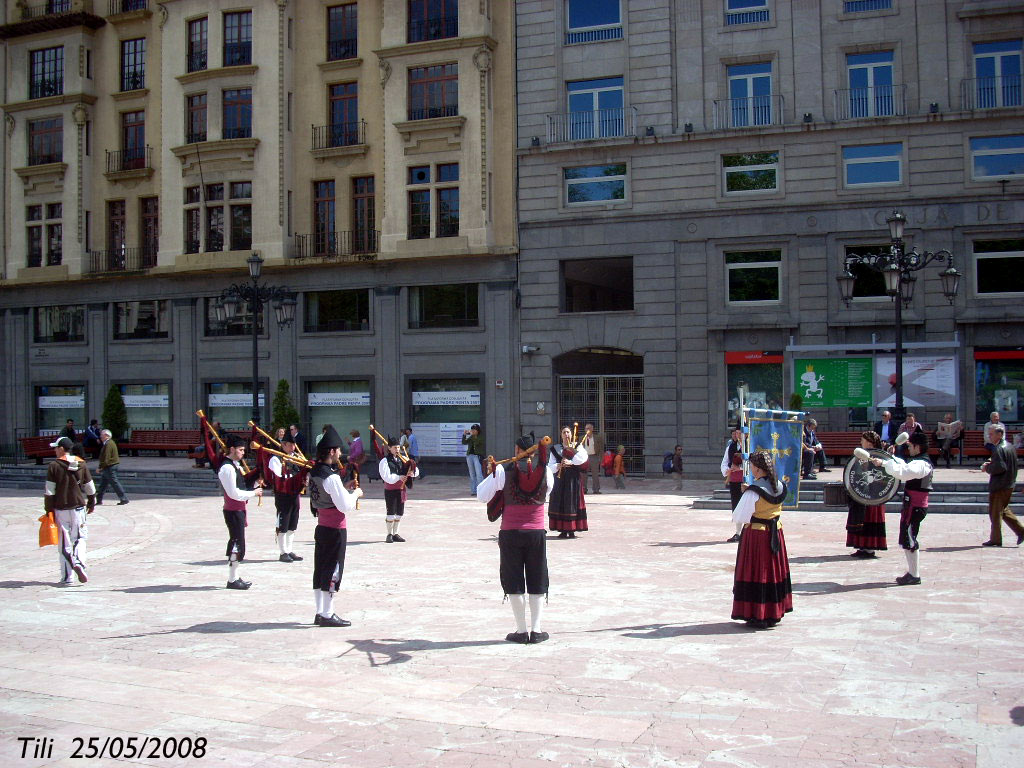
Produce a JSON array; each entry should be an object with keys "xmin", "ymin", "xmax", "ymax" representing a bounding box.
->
[
  {"xmin": 102, "ymin": 384, "xmax": 129, "ymax": 441},
  {"xmin": 272, "ymin": 379, "xmax": 300, "ymax": 433},
  {"xmin": 788, "ymin": 393, "xmax": 803, "ymax": 413}
]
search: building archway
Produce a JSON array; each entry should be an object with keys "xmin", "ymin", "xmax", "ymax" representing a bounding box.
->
[{"xmin": 553, "ymin": 347, "xmax": 644, "ymax": 474}]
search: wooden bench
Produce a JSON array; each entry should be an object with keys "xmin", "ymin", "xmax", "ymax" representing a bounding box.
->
[
  {"xmin": 18, "ymin": 435, "xmax": 57, "ymax": 464},
  {"xmin": 121, "ymin": 429, "xmax": 204, "ymax": 457},
  {"xmin": 815, "ymin": 432, "xmax": 864, "ymax": 465}
]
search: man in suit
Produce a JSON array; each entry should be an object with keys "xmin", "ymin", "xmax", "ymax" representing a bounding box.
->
[
  {"xmin": 873, "ymin": 411, "xmax": 896, "ymax": 445},
  {"xmin": 582, "ymin": 423, "xmax": 605, "ymax": 494},
  {"xmin": 289, "ymin": 424, "xmax": 305, "ymax": 454},
  {"xmin": 981, "ymin": 424, "xmax": 1023, "ymax": 548}
]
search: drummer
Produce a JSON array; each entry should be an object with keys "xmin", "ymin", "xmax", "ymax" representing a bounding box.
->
[{"xmin": 846, "ymin": 431, "xmax": 888, "ymax": 559}]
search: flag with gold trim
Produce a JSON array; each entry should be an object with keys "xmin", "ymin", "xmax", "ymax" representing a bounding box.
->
[{"xmin": 746, "ymin": 409, "xmax": 804, "ymax": 508}]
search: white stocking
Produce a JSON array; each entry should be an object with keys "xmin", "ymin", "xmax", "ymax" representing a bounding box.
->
[
  {"xmin": 321, "ymin": 590, "xmax": 334, "ymax": 618},
  {"xmin": 528, "ymin": 594, "xmax": 544, "ymax": 633},
  {"xmin": 313, "ymin": 589, "xmax": 324, "ymax": 615},
  {"xmin": 508, "ymin": 594, "xmax": 527, "ymax": 633},
  {"xmin": 905, "ymin": 549, "xmax": 920, "ymax": 578},
  {"xmin": 392, "ymin": 518, "xmax": 401, "ymax": 535},
  {"xmin": 735, "ymin": 521, "xmax": 744, "ymax": 536}
]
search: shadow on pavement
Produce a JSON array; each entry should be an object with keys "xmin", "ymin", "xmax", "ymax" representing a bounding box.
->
[
  {"xmin": 793, "ymin": 581, "xmax": 896, "ymax": 595},
  {"xmin": 925, "ymin": 546, "xmax": 983, "ymax": 553},
  {"xmin": 1010, "ymin": 706, "xmax": 1024, "ymax": 726},
  {"xmin": 341, "ymin": 637, "xmax": 508, "ymax": 667},
  {"xmin": 184, "ymin": 559, "xmax": 283, "ymax": 566},
  {"xmin": 620, "ymin": 622, "xmax": 751, "ymax": 638},
  {"xmin": 789, "ymin": 554, "xmax": 867, "ymax": 563},
  {"xmin": 115, "ymin": 585, "xmax": 220, "ymax": 594},
  {"xmin": 103, "ymin": 620, "xmax": 308, "ymax": 639},
  {"xmin": 0, "ymin": 580, "xmax": 61, "ymax": 589},
  {"xmin": 649, "ymin": 540, "xmax": 725, "ymax": 548}
]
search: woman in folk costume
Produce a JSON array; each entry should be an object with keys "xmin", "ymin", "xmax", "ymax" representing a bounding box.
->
[
  {"xmin": 476, "ymin": 434, "xmax": 554, "ymax": 644},
  {"xmin": 547, "ymin": 426, "xmax": 589, "ymax": 538},
  {"xmin": 846, "ymin": 430, "xmax": 888, "ymax": 559},
  {"xmin": 731, "ymin": 450, "xmax": 793, "ymax": 629},
  {"xmin": 377, "ymin": 434, "xmax": 419, "ymax": 542}
]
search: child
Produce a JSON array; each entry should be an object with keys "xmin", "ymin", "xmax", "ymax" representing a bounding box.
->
[{"xmin": 612, "ymin": 445, "xmax": 626, "ymax": 489}]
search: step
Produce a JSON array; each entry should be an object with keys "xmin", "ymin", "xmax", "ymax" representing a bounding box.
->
[{"xmin": 692, "ymin": 497, "xmax": 989, "ymax": 515}]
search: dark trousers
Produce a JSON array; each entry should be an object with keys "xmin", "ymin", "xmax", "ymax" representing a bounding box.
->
[
  {"xmin": 97, "ymin": 465, "xmax": 127, "ymax": 502},
  {"xmin": 275, "ymin": 492, "xmax": 300, "ymax": 532},
  {"xmin": 988, "ymin": 487, "xmax": 1024, "ymax": 545},
  {"xmin": 223, "ymin": 509, "xmax": 246, "ymax": 561},
  {"xmin": 312, "ymin": 525, "xmax": 347, "ymax": 591},
  {"xmin": 728, "ymin": 481, "xmax": 743, "ymax": 511},
  {"xmin": 498, "ymin": 529, "xmax": 549, "ymax": 595},
  {"xmin": 384, "ymin": 489, "xmax": 406, "ymax": 518},
  {"xmin": 899, "ymin": 501, "xmax": 927, "ymax": 551}
]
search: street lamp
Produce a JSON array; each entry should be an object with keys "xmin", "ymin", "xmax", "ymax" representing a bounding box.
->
[
  {"xmin": 836, "ymin": 210, "xmax": 962, "ymax": 420},
  {"xmin": 214, "ymin": 252, "xmax": 297, "ymax": 425}
]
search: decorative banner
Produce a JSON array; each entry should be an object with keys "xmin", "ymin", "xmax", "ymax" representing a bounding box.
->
[
  {"xmin": 38, "ymin": 395, "xmax": 85, "ymax": 409},
  {"xmin": 209, "ymin": 393, "xmax": 265, "ymax": 407},
  {"xmin": 794, "ymin": 358, "xmax": 873, "ymax": 408},
  {"xmin": 123, "ymin": 395, "xmax": 169, "ymax": 408},
  {"xmin": 874, "ymin": 356, "xmax": 956, "ymax": 407},
  {"xmin": 411, "ymin": 391, "xmax": 480, "ymax": 407},
  {"xmin": 747, "ymin": 413, "xmax": 804, "ymax": 509},
  {"xmin": 307, "ymin": 392, "xmax": 370, "ymax": 407},
  {"xmin": 410, "ymin": 422, "xmax": 476, "ymax": 457}
]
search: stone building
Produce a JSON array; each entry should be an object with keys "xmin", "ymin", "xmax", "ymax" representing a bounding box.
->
[
  {"xmin": 0, "ymin": 0, "xmax": 520, "ymax": 469},
  {"xmin": 516, "ymin": 0, "xmax": 1023, "ymax": 474}
]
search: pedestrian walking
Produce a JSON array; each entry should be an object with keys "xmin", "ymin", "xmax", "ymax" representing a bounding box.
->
[
  {"xmin": 43, "ymin": 437, "xmax": 96, "ymax": 585},
  {"xmin": 980, "ymin": 424, "xmax": 1024, "ymax": 548},
  {"xmin": 95, "ymin": 430, "xmax": 129, "ymax": 506}
]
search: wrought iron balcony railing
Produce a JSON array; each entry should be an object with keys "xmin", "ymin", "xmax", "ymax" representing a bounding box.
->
[
  {"xmin": 712, "ymin": 94, "xmax": 785, "ymax": 129},
  {"xmin": 407, "ymin": 16, "xmax": 458, "ymax": 43},
  {"xmin": 564, "ymin": 26, "xmax": 622, "ymax": 45},
  {"xmin": 223, "ymin": 125, "xmax": 252, "ymax": 140},
  {"xmin": 109, "ymin": 0, "xmax": 147, "ymax": 13},
  {"xmin": 223, "ymin": 41, "xmax": 252, "ymax": 67},
  {"xmin": 327, "ymin": 37, "xmax": 357, "ymax": 61},
  {"xmin": 291, "ymin": 231, "xmax": 379, "ymax": 261},
  {"xmin": 725, "ymin": 7, "xmax": 769, "ymax": 25},
  {"xmin": 546, "ymin": 106, "xmax": 638, "ymax": 143},
  {"xmin": 187, "ymin": 50, "xmax": 207, "ymax": 73},
  {"xmin": 185, "ymin": 131, "xmax": 207, "ymax": 144},
  {"xmin": 843, "ymin": 0, "xmax": 892, "ymax": 11},
  {"xmin": 311, "ymin": 120, "xmax": 365, "ymax": 150},
  {"xmin": 106, "ymin": 146, "xmax": 151, "ymax": 173},
  {"xmin": 86, "ymin": 246, "xmax": 157, "ymax": 274},
  {"xmin": 833, "ymin": 84, "xmax": 906, "ymax": 120},
  {"xmin": 29, "ymin": 75, "xmax": 63, "ymax": 100},
  {"xmin": 121, "ymin": 67, "xmax": 145, "ymax": 92},
  {"xmin": 960, "ymin": 75, "xmax": 1023, "ymax": 111},
  {"xmin": 21, "ymin": 1, "xmax": 72, "ymax": 20},
  {"xmin": 406, "ymin": 104, "xmax": 458, "ymax": 121}
]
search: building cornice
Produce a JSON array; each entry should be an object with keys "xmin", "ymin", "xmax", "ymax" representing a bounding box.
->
[
  {"xmin": 374, "ymin": 35, "xmax": 496, "ymax": 60},
  {"xmin": 175, "ymin": 64, "xmax": 258, "ymax": 87},
  {"xmin": 2, "ymin": 93, "xmax": 98, "ymax": 114}
]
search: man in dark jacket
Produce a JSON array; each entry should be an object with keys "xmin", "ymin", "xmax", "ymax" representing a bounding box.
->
[
  {"xmin": 981, "ymin": 424, "xmax": 1023, "ymax": 547},
  {"xmin": 44, "ymin": 437, "xmax": 96, "ymax": 584},
  {"xmin": 96, "ymin": 430, "xmax": 129, "ymax": 506}
]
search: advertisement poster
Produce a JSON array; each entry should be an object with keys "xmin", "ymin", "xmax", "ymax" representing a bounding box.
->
[
  {"xmin": 874, "ymin": 356, "xmax": 956, "ymax": 407},
  {"xmin": 794, "ymin": 358, "xmax": 873, "ymax": 408},
  {"xmin": 410, "ymin": 422, "xmax": 476, "ymax": 457}
]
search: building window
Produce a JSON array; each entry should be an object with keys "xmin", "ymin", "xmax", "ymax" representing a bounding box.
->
[
  {"xmin": 406, "ymin": 163, "xmax": 457, "ymax": 239},
  {"xmin": 186, "ymin": 93, "xmax": 207, "ymax": 143},
  {"xmin": 725, "ymin": 250, "xmax": 781, "ymax": 303},
  {"xmin": 846, "ymin": 51, "xmax": 894, "ymax": 118},
  {"xmin": 845, "ymin": 244, "xmax": 888, "ymax": 298},
  {"xmin": 188, "ymin": 17, "xmax": 208, "ymax": 72},
  {"xmin": 313, "ymin": 180, "xmax": 336, "ymax": 257},
  {"xmin": 843, "ymin": 0, "xmax": 892, "ymax": 11},
  {"xmin": 408, "ymin": 189, "xmax": 430, "ymax": 239},
  {"xmin": 409, "ymin": 284, "xmax": 479, "ymax": 329},
  {"xmin": 727, "ymin": 62, "xmax": 773, "ymax": 127},
  {"xmin": 304, "ymin": 290, "xmax": 369, "ymax": 332},
  {"xmin": 437, "ymin": 183, "xmax": 459, "ymax": 239},
  {"xmin": 306, "ymin": 380, "xmax": 371, "ymax": 440},
  {"xmin": 975, "ymin": 239, "xmax": 1024, "ymax": 296},
  {"xmin": 140, "ymin": 197, "xmax": 159, "ymax": 260},
  {"xmin": 722, "ymin": 151, "xmax": 779, "ymax": 194},
  {"xmin": 726, "ymin": 0, "xmax": 769, "ymax": 26},
  {"xmin": 205, "ymin": 299, "xmax": 263, "ymax": 337},
  {"xmin": 206, "ymin": 207, "xmax": 224, "ymax": 252},
  {"xmin": 352, "ymin": 176, "xmax": 376, "ymax": 253},
  {"xmin": 28, "ymin": 117, "xmax": 62, "ymax": 165},
  {"xmin": 408, "ymin": 63, "xmax": 458, "ymax": 120},
  {"xmin": 230, "ymin": 184, "xmax": 252, "ymax": 251},
  {"xmin": 843, "ymin": 142, "xmax": 902, "ymax": 186},
  {"xmin": 107, "ymin": 200, "xmax": 126, "ymax": 258},
  {"xmin": 27, "ymin": 204, "xmax": 62, "ymax": 268},
  {"xmin": 970, "ymin": 135, "xmax": 1024, "ymax": 180},
  {"xmin": 408, "ymin": 0, "xmax": 458, "ymax": 43},
  {"xmin": 119, "ymin": 383, "xmax": 171, "ymax": 428},
  {"xmin": 29, "ymin": 46, "xmax": 63, "ymax": 99},
  {"xmin": 224, "ymin": 11, "xmax": 253, "ymax": 67},
  {"xmin": 121, "ymin": 110, "xmax": 146, "ymax": 169},
  {"xmin": 27, "ymin": 205, "xmax": 43, "ymax": 267},
  {"xmin": 328, "ymin": 82, "xmax": 359, "ymax": 146},
  {"xmin": 114, "ymin": 300, "xmax": 169, "ymax": 340},
  {"xmin": 561, "ymin": 257, "xmax": 634, "ymax": 312},
  {"xmin": 564, "ymin": 163, "xmax": 627, "ymax": 205},
  {"xmin": 205, "ymin": 382, "xmax": 266, "ymax": 425},
  {"xmin": 564, "ymin": 0, "xmax": 621, "ymax": 44},
  {"xmin": 566, "ymin": 77, "xmax": 624, "ymax": 140},
  {"xmin": 223, "ymin": 88, "xmax": 252, "ymax": 139},
  {"xmin": 327, "ymin": 4, "xmax": 357, "ymax": 60},
  {"xmin": 973, "ymin": 40, "xmax": 1022, "ymax": 109},
  {"xmin": 184, "ymin": 207, "xmax": 201, "ymax": 253},
  {"xmin": 35, "ymin": 306, "xmax": 85, "ymax": 343},
  {"xmin": 120, "ymin": 38, "xmax": 145, "ymax": 92}
]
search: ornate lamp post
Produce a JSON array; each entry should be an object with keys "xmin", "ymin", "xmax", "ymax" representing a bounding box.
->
[
  {"xmin": 836, "ymin": 210, "xmax": 962, "ymax": 420},
  {"xmin": 214, "ymin": 253, "xmax": 297, "ymax": 424}
]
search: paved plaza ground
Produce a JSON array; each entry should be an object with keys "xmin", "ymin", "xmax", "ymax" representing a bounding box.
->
[{"xmin": 1, "ymin": 474, "xmax": 1022, "ymax": 768}]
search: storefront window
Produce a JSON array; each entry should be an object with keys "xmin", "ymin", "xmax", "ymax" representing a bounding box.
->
[
  {"xmin": 207, "ymin": 382, "xmax": 265, "ymax": 427},
  {"xmin": 975, "ymin": 351, "xmax": 1024, "ymax": 423},
  {"xmin": 725, "ymin": 352, "xmax": 783, "ymax": 424},
  {"xmin": 120, "ymin": 383, "xmax": 170, "ymax": 429},
  {"xmin": 409, "ymin": 377, "xmax": 481, "ymax": 457},
  {"xmin": 306, "ymin": 380, "xmax": 371, "ymax": 445},
  {"xmin": 36, "ymin": 384, "xmax": 85, "ymax": 435}
]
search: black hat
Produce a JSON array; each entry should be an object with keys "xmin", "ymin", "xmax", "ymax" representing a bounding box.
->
[
  {"xmin": 909, "ymin": 432, "xmax": 929, "ymax": 449},
  {"xmin": 387, "ymin": 435, "xmax": 400, "ymax": 447},
  {"xmin": 49, "ymin": 436, "xmax": 73, "ymax": 451},
  {"xmin": 319, "ymin": 425, "xmax": 345, "ymax": 450},
  {"xmin": 223, "ymin": 433, "xmax": 245, "ymax": 450},
  {"xmin": 516, "ymin": 433, "xmax": 535, "ymax": 452}
]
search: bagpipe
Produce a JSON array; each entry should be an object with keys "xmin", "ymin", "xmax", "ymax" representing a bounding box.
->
[
  {"xmin": 197, "ymin": 410, "xmax": 263, "ymax": 503},
  {"xmin": 369, "ymin": 423, "xmax": 416, "ymax": 488},
  {"xmin": 483, "ymin": 436, "xmax": 552, "ymax": 522},
  {"xmin": 555, "ymin": 422, "xmax": 591, "ymax": 478}
]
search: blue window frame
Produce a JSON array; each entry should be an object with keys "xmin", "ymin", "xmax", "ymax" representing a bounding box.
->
[
  {"xmin": 847, "ymin": 51, "xmax": 894, "ymax": 117},
  {"xmin": 728, "ymin": 62, "xmax": 772, "ymax": 126},
  {"xmin": 970, "ymin": 135, "xmax": 1024, "ymax": 180},
  {"xmin": 726, "ymin": 0, "xmax": 769, "ymax": 26},
  {"xmin": 565, "ymin": 0, "xmax": 622, "ymax": 44},
  {"xmin": 974, "ymin": 40, "xmax": 1022, "ymax": 108},
  {"xmin": 567, "ymin": 77, "xmax": 624, "ymax": 139},
  {"xmin": 843, "ymin": 143, "xmax": 902, "ymax": 186}
]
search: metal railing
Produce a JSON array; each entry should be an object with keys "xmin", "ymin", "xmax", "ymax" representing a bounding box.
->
[
  {"xmin": 106, "ymin": 146, "xmax": 151, "ymax": 173},
  {"xmin": 713, "ymin": 94, "xmax": 784, "ymax": 129},
  {"xmin": 725, "ymin": 7, "xmax": 769, "ymax": 25},
  {"xmin": 223, "ymin": 125, "xmax": 252, "ymax": 140},
  {"xmin": 291, "ymin": 231, "xmax": 379, "ymax": 260},
  {"xmin": 407, "ymin": 104, "xmax": 459, "ymax": 121},
  {"xmin": 121, "ymin": 67, "xmax": 145, "ymax": 92},
  {"xmin": 223, "ymin": 41, "xmax": 252, "ymax": 67},
  {"xmin": 185, "ymin": 131, "xmax": 206, "ymax": 144},
  {"xmin": 109, "ymin": 0, "xmax": 148, "ymax": 13},
  {"xmin": 564, "ymin": 26, "xmax": 622, "ymax": 45},
  {"xmin": 20, "ymin": 1, "xmax": 72, "ymax": 20},
  {"xmin": 29, "ymin": 75, "xmax": 63, "ymax": 100},
  {"xmin": 29, "ymin": 150, "xmax": 63, "ymax": 166},
  {"xmin": 547, "ymin": 106, "xmax": 638, "ymax": 143},
  {"xmin": 187, "ymin": 50, "xmax": 207, "ymax": 73},
  {"xmin": 960, "ymin": 75, "xmax": 1023, "ymax": 110},
  {"xmin": 85, "ymin": 246, "xmax": 157, "ymax": 274},
  {"xmin": 327, "ymin": 37, "xmax": 357, "ymax": 61},
  {"xmin": 311, "ymin": 120, "xmax": 365, "ymax": 150},
  {"xmin": 407, "ymin": 16, "xmax": 458, "ymax": 43},
  {"xmin": 843, "ymin": 0, "xmax": 892, "ymax": 11},
  {"xmin": 833, "ymin": 84, "xmax": 906, "ymax": 120}
]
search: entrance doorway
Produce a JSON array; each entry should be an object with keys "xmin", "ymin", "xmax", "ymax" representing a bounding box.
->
[{"xmin": 554, "ymin": 348, "xmax": 644, "ymax": 474}]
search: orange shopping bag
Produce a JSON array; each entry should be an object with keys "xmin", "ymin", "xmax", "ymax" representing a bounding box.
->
[{"xmin": 38, "ymin": 512, "xmax": 58, "ymax": 547}]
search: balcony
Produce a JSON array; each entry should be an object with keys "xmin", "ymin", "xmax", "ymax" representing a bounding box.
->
[
  {"xmin": 223, "ymin": 41, "xmax": 252, "ymax": 67},
  {"xmin": 564, "ymin": 26, "xmax": 622, "ymax": 45},
  {"xmin": 327, "ymin": 37, "xmax": 357, "ymax": 61},
  {"xmin": 407, "ymin": 104, "xmax": 458, "ymax": 121},
  {"xmin": 85, "ymin": 246, "xmax": 157, "ymax": 274},
  {"xmin": 833, "ymin": 85, "xmax": 906, "ymax": 120},
  {"xmin": 0, "ymin": 1, "xmax": 105, "ymax": 41},
  {"xmin": 185, "ymin": 130, "xmax": 207, "ymax": 144},
  {"xmin": 223, "ymin": 125, "xmax": 252, "ymax": 140},
  {"xmin": 407, "ymin": 16, "xmax": 458, "ymax": 44},
  {"xmin": 22, "ymin": 1, "xmax": 73, "ymax": 20},
  {"xmin": 106, "ymin": 146, "xmax": 151, "ymax": 173},
  {"xmin": 187, "ymin": 50, "xmax": 207, "ymax": 73},
  {"xmin": 29, "ymin": 75, "xmax": 63, "ymax": 100},
  {"xmin": 843, "ymin": 0, "xmax": 892, "ymax": 11},
  {"xmin": 291, "ymin": 231, "xmax": 379, "ymax": 262},
  {"xmin": 961, "ymin": 75, "xmax": 1022, "ymax": 111},
  {"xmin": 725, "ymin": 7, "xmax": 769, "ymax": 25},
  {"xmin": 108, "ymin": 0, "xmax": 147, "ymax": 13},
  {"xmin": 712, "ymin": 94, "xmax": 784, "ymax": 129},
  {"xmin": 120, "ymin": 68, "xmax": 145, "ymax": 92},
  {"xmin": 312, "ymin": 120, "xmax": 365, "ymax": 150},
  {"xmin": 546, "ymin": 106, "xmax": 638, "ymax": 144}
]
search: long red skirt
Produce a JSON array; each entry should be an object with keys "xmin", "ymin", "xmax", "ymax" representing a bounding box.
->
[
  {"xmin": 846, "ymin": 504, "xmax": 887, "ymax": 551},
  {"xmin": 732, "ymin": 525, "xmax": 793, "ymax": 622}
]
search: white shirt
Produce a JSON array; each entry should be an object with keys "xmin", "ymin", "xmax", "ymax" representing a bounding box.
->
[
  {"xmin": 323, "ymin": 471, "xmax": 361, "ymax": 511},
  {"xmin": 547, "ymin": 445, "xmax": 588, "ymax": 472},
  {"xmin": 731, "ymin": 479, "xmax": 785, "ymax": 525},
  {"xmin": 476, "ymin": 462, "xmax": 556, "ymax": 505},
  {"xmin": 378, "ymin": 456, "xmax": 421, "ymax": 485},
  {"xmin": 720, "ymin": 441, "xmax": 741, "ymax": 477},
  {"xmin": 218, "ymin": 461, "xmax": 259, "ymax": 502},
  {"xmin": 881, "ymin": 455, "xmax": 932, "ymax": 482}
]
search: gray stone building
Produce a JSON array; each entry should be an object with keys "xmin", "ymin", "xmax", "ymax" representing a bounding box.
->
[{"xmin": 516, "ymin": 0, "xmax": 1024, "ymax": 475}]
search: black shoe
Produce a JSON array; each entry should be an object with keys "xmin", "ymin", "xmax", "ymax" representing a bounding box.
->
[
  {"xmin": 386, "ymin": 534, "xmax": 394, "ymax": 543},
  {"xmin": 818, "ymin": 468, "xmax": 831, "ymax": 473},
  {"xmin": 505, "ymin": 632, "xmax": 530, "ymax": 644},
  {"xmin": 226, "ymin": 578, "xmax": 251, "ymax": 590},
  {"xmin": 288, "ymin": 552, "xmax": 303, "ymax": 561},
  {"xmin": 567, "ymin": 532, "xmax": 576, "ymax": 539},
  {"xmin": 529, "ymin": 631, "xmax": 549, "ymax": 644},
  {"xmin": 1017, "ymin": 533, "xmax": 1024, "ymax": 547},
  {"xmin": 981, "ymin": 541, "xmax": 1002, "ymax": 547},
  {"xmin": 726, "ymin": 534, "xmax": 740, "ymax": 543},
  {"xmin": 851, "ymin": 549, "xmax": 876, "ymax": 559},
  {"xmin": 94, "ymin": 500, "xmax": 103, "ymax": 506},
  {"xmin": 391, "ymin": 534, "xmax": 406, "ymax": 542},
  {"xmin": 314, "ymin": 614, "xmax": 323, "ymax": 626},
  {"xmin": 803, "ymin": 473, "xmax": 818, "ymax": 480},
  {"xmin": 279, "ymin": 553, "xmax": 292, "ymax": 562},
  {"xmin": 117, "ymin": 499, "xmax": 130, "ymax": 505},
  {"xmin": 557, "ymin": 532, "xmax": 568, "ymax": 539},
  {"xmin": 895, "ymin": 573, "xmax": 921, "ymax": 586},
  {"xmin": 319, "ymin": 614, "xmax": 351, "ymax": 627}
]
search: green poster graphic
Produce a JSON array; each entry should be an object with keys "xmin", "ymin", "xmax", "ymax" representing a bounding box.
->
[{"xmin": 794, "ymin": 358, "xmax": 873, "ymax": 407}]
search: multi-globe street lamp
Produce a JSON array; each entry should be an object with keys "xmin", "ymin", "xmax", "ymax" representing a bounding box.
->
[
  {"xmin": 213, "ymin": 253, "xmax": 297, "ymax": 425},
  {"xmin": 836, "ymin": 210, "xmax": 962, "ymax": 420}
]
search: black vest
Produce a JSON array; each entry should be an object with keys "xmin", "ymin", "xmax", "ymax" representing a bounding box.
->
[
  {"xmin": 309, "ymin": 462, "xmax": 339, "ymax": 510},
  {"xmin": 905, "ymin": 455, "xmax": 934, "ymax": 492}
]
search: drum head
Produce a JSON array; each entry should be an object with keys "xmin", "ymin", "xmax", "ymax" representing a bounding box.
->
[{"xmin": 844, "ymin": 448, "xmax": 901, "ymax": 506}]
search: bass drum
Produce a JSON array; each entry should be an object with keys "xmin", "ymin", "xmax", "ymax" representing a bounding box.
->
[{"xmin": 843, "ymin": 448, "xmax": 901, "ymax": 506}]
